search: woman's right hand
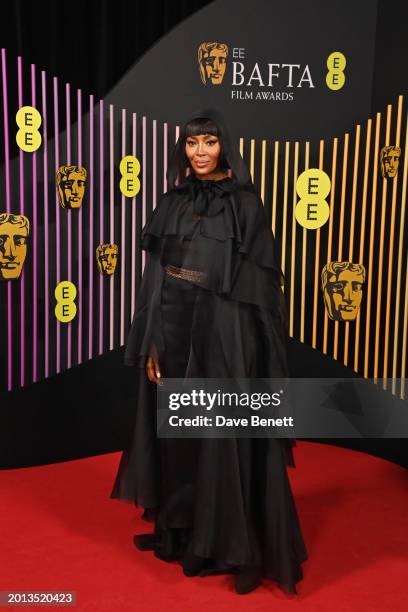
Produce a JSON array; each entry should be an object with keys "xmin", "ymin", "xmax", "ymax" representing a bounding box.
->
[{"xmin": 146, "ymin": 356, "xmax": 162, "ymax": 384}]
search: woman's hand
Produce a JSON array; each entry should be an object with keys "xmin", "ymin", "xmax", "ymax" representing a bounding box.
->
[{"xmin": 146, "ymin": 356, "xmax": 162, "ymax": 384}]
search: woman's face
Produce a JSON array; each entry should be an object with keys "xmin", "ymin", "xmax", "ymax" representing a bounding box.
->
[{"xmin": 185, "ymin": 133, "xmax": 222, "ymax": 178}]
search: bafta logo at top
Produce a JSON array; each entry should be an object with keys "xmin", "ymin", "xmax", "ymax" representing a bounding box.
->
[
  {"xmin": 321, "ymin": 262, "xmax": 366, "ymax": 321},
  {"xmin": 57, "ymin": 165, "xmax": 87, "ymax": 209},
  {"xmin": 96, "ymin": 243, "xmax": 119, "ymax": 276},
  {"xmin": 0, "ymin": 213, "xmax": 30, "ymax": 281},
  {"xmin": 198, "ymin": 42, "xmax": 228, "ymax": 85},
  {"xmin": 380, "ymin": 145, "xmax": 401, "ymax": 179}
]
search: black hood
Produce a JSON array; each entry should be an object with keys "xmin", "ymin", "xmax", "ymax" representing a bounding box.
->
[{"xmin": 166, "ymin": 108, "xmax": 252, "ymax": 189}]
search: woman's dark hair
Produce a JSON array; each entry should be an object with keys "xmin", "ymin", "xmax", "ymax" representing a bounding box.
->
[
  {"xmin": 166, "ymin": 108, "xmax": 251, "ymax": 188},
  {"xmin": 184, "ymin": 118, "xmax": 230, "ymax": 172}
]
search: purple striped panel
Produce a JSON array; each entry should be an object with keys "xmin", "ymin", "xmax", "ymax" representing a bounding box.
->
[
  {"xmin": 66, "ymin": 83, "xmax": 72, "ymax": 369},
  {"xmin": 17, "ymin": 57, "xmax": 25, "ymax": 387},
  {"xmin": 88, "ymin": 95, "xmax": 94, "ymax": 360},
  {"xmin": 2, "ymin": 49, "xmax": 12, "ymax": 390},
  {"xmin": 31, "ymin": 64, "xmax": 38, "ymax": 382},
  {"xmin": 41, "ymin": 71, "xmax": 49, "ymax": 378},
  {"xmin": 53, "ymin": 77, "xmax": 61, "ymax": 373},
  {"xmin": 77, "ymin": 89, "xmax": 83, "ymax": 364},
  {"xmin": 99, "ymin": 100, "xmax": 103, "ymax": 355},
  {"xmin": 163, "ymin": 122, "xmax": 168, "ymax": 193},
  {"xmin": 109, "ymin": 104, "xmax": 114, "ymax": 350},
  {"xmin": 131, "ymin": 113, "xmax": 137, "ymax": 319},
  {"xmin": 141, "ymin": 116, "xmax": 146, "ymax": 274},
  {"xmin": 120, "ymin": 108, "xmax": 126, "ymax": 345},
  {"xmin": 152, "ymin": 119, "xmax": 157, "ymax": 210},
  {"xmin": 175, "ymin": 125, "xmax": 180, "ymax": 186}
]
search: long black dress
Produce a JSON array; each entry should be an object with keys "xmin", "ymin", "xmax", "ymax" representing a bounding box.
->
[{"xmin": 110, "ymin": 109, "xmax": 308, "ymax": 595}]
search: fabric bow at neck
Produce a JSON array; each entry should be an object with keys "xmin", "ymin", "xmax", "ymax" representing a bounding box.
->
[{"xmin": 189, "ymin": 176, "xmax": 227, "ymax": 217}]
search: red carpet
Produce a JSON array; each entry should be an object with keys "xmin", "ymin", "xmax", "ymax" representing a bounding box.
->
[{"xmin": 1, "ymin": 442, "xmax": 407, "ymax": 611}]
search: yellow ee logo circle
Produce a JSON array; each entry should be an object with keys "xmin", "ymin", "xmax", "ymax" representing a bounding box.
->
[
  {"xmin": 295, "ymin": 169, "xmax": 331, "ymax": 229},
  {"xmin": 326, "ymin": 51, "xmax": 346, "ymax": 91},
  {"xmin": 119, "ymin": 155, "xmax": 141, "ymax": 197},
  {"xmin": 16, "ymin": 106, "xmax": 42, "ymax": 152},
  {"xmin": 54, "ymin": 280, "xmax": 77, "ymax": 322}
]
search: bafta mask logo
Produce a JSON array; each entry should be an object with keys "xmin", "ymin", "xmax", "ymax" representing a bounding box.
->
[
  {"xmin": 96, "ymin": 243, "xmax": 118, "ymax": 276},
  {"xmin": 321, "ymin": 261, "xmax": 366, "ymax": 321},
  {"xmin": 57, "ymin": 165, "xmax": 87, "ymax": 209},
  {"xmin": 0, "ymin": 213, "xmax": 30, "ymax": 280},
  {"xmin": 380, "ymin": 145, "xmax": 401, "ymax": 179},
  {"xmin": 198, "ymin": 42, "xmax": 228, "ymax": 85}
]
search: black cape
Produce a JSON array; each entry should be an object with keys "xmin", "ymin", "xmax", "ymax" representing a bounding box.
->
[
  {"xmin": 111, "ymin": 108, "xmax": 307, "ymax": 594},
  {"xmin": 124, "ymin": 109, "xmax": 287, "ymax": 376}
]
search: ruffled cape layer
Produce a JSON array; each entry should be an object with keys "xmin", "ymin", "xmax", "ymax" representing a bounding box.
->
[{"xmin": 123, "ymin": 174, "xmax": 296, "ymax": 464}]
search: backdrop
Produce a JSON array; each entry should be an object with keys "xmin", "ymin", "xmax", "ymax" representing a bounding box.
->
[{"xmin": 0, "ymin": 0, "xmax": 407, "ymax": 468}]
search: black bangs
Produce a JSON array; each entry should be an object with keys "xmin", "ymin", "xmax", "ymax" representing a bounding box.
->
[
  {"xmin": 184, "ymin": 117, "xmax": 229, "ymax": 170},
  {"xmin": 185, "ymin": 118, "xmax": 219, "ymax": 137}
]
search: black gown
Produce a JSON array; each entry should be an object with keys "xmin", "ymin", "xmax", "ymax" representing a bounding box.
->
[{"xmin": 110, "ymin": 168, "xmax": 308, "ymax": 595}]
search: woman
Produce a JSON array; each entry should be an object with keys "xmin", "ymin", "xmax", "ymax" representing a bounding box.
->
[{"xmin": 110, "ymin": 108, "xmax": 308, "ymax": 595}]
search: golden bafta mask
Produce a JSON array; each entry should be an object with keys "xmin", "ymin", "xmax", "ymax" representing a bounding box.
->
[
  {"xmin": 96, "ymin": 243, "xmax": 118, "ymax": 276},
  {"xmin": 0, "ymin": 213, "xmax": 30, "ymax": 280},
  {"xmin": 198, "ymin": 42, "xmax": 228, "ymax": 85},
  {"xmin": 380, "ymin": 145, "xmax": 401, "ymax": 179},
  {"xmin": 57, "ymin": 165, "xmax": 87, "ymax": 209},
  {"xmin": 321, "ymin": 262, "xmax": 366, "ymax": 321}
]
